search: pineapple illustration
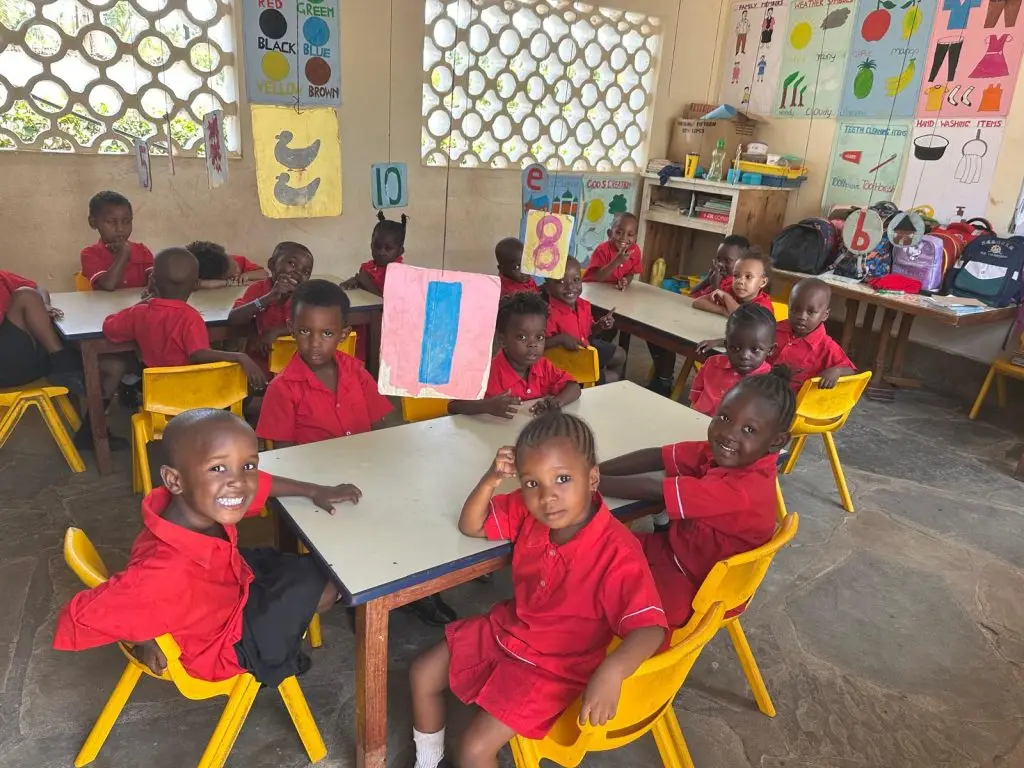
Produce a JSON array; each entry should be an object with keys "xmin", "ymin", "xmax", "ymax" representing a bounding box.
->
[{"xmin": 854, "ymin": 59, "xmax": 876, "ymax": 99}]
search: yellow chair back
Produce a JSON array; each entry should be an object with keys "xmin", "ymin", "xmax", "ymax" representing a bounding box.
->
[
  {"xmin": 771, "ymin": 300, "xmax": 789, "ymax": 321},
  {"xmin": 790, "ymin": 371, "xmax": 871, "ymax": 435},
  {"xmin": 401, "ymin": 397, "xmax": 450, "ymax": 423},
  {"xmin": 74, "ymin": 272, "xmax": 93, "ymax": 292},
  {"xmin": 64, "ymin": 527, "xmax": 108, "ymax": 587},
  {"xmin": 269, "ymin": 331, "xmax": 358, "ymax": 374},
  {"xmin": 544, "ymin": 345, "xmax": 600, "ymax": 388}
]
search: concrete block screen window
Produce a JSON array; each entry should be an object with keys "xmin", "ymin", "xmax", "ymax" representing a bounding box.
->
[
  {"xmin": 421, "ymin": 0, "xmax": 662, "ymax": 171},
  {"xmin": 0, "ymin": 0, "xmax": 238, "ymax": 155}
]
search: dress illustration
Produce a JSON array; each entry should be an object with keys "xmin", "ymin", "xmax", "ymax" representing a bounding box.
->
[
  {"xmin": 969, "ymin": 33, "xmax": 1011, "ymax": 78},
  {"xmin": 761, "ymin": 10, "xmax": 775, "ymax": 46}
]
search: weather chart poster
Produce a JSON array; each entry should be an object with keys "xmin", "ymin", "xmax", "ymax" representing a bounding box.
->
[
  {"xmin": 719, "ymin": 0, "xmax": 790, "ymax": 116},
  {"xmin": 823, "ymin": 119, "xmax": 910, "ymax": 211},
  {"xmin": 839, "ymin": 0, "xmax": 938, "ymax": 118},
  {"xmin": 242, "ymin": 0, "xmax": 341, "ymax": 107}
]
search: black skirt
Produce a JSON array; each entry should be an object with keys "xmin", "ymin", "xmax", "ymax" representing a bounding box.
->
[{"xmin": 0, "ymin": 319, "xmax": 50, "ymax": 387}]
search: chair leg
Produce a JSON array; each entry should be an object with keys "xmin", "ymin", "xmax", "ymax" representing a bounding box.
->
[
  {"xmin": 131, "ymin": 417, "xmax": 153, "ymax": 495},
  {"xmin": 726, "ymin": 619, "xmax": 775, "ymax": 718},
  {"xmin": 996, "ymin": 373, "xmax": 1007, "ymax": 409},
  {"xmin": 670, "ymin": 371, "xmax": 688, "ymax": 402},
  {"xmin": 37, "ymin": 396, "xmax": 86, "ymax": 473},
  {"xmin": 198, "ymin": 674, "xmax": 261, "ymax": 768},
  {"xmin": 74, "ymin": 662, "xmax": 144, "ymax": 767},
  {"xmin": 508, "ymin": 735, "xmax": 543, "ymax": 768},
  {"xmin": 781, "ymin": 435, "xmax": 807, "ymax": 474},
  {"xmin": 969, "ymin": 366, "xmax": 998, "ymax": 419},
  {"xmin": 278, "ymin": 676, "xmax": 327, "ymax": 763},
  {"xmin": 0, "ymin": 399, "xmax": 28, "ymax": 449},
  {"xmin": 822, "ymin": 432, "xmax": 854, "ymax": 513},
  {"xmin": 308, "ymin": 613, "xmax": 323, "ymax": 649},
  {"xmin": 651, "ymin": 709, "xmax": 695, "ymax": 768},
  {"xmin": 56, "ymin": 393, "xmax": 83, "ymax": 431}
]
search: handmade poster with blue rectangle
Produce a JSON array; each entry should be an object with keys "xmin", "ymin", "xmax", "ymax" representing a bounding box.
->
[
  {"xmin": 241, "ymin": 0, "xmax": 341, "ymax": 107},
  {"xmin": 370, "ymin": 162, "xmax": 408, "ymax": 209},
  {"xmin": 378, "ymin": 264, "xmax": 500, "ymax": 400}
]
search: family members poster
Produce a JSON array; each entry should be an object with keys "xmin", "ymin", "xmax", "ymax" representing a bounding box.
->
[
  {"xmin": 576, "ymin": 175, "xmax": 639, "ymax": 268},
  {"xmin": 916, "ymin": 0, "xmax": 1022, "ymax": 118},
  {"xmin": 899, "ymin": 116, "xmax": 1005, "ymax": 220},
  {"xmin": 774, "ymin": 0, "xmax": 857, "ymax": 118},
  {"xmin": 241, "ymin": 0, "xmax": 341, "ymax": 107},
  {"xmin": 823, "ymin": 119, "xmax": 910, "ymax": 211},
  {"xmin": 719, "ymin": 0, "xmax": 790, "ymax": 116},
  {"xmin": 839, "ymin": 0, "xmax": 938, "ymax": 118}
]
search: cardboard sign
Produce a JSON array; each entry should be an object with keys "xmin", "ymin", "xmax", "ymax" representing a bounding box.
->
[
  {"xmin": 202, "ymin": 110, "xmax": 228, "ymax": 188},
  {"xmin": 523, "ymin": 209, "xmax": 574, "ymax": 279},
  {"xmin": 842, "ymin": 208, "xmax": 885, "ymax": 254},
  {"xmin": 377, "ymin": 263, "xmax": 500, "ymax": 400},
  {"xmin": 134, "ymin": 140, "xmax": 152, "ymax": 191},
  {"xmin": 370, "ymin": 162, "xmax": 408, "ymax": 209}
]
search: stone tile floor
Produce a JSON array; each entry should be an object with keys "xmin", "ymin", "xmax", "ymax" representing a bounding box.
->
[{"xmin": 1, "ymin": 355, "xmax": 1023, "ymax": 767}]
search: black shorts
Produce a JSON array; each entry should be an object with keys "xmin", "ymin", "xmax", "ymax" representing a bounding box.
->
[
  {"xmin": 0, "ymin": 318, "xmax": 50, "ymax": 388},
  {"xmin": 234, "ymin": 548, "xmax": 329, "ymax": 687},
  {"xmin": 588, "ymin": 337, "xmax": 619, "ymax": 369}
]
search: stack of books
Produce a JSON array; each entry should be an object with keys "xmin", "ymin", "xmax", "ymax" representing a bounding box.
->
[
  {"xmin": 694, "ymin": 196, "xmax": 731, "ymax": 224},
  {"xmin": 646, "ymin": 158, "xmax": 673, "ymax": 174}
]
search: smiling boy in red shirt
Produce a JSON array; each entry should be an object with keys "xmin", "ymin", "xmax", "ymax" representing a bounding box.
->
[
  {"xmin": 583, "ymin": 212, "xmax": 643, "ymax": 289},
  {"xmin": 80, "ymin": 191, "xmax": 155, "ymax": 291}
]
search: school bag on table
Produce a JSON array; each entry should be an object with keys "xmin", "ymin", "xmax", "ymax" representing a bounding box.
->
[
  {"xmin": 892, "ymin": 234, "xmax": 946, "ymax": 292},
  {"xmin": 832, "ymin": 234, "xmax": 894, "ymax": 281},
  {"xmin": 931, "ymin": 218, "xmax": 995, "ymax": 282},
  {"xmin": 769, "ymin": 218, "xmax": 840, "ymax": 275},
  {"xmin": 946, "ymin": 235, "xmax": 1024, "ymax": 308}
]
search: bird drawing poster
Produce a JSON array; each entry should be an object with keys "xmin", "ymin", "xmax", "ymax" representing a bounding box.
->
[
  {"xmin": 251, "ymin": 105, "xmax": 342, "ymax": 219},
  {"xmin": 822, "ymin": 119, "xmax": 911, "ymax": 212},
  {"xmin": 718, "ymin": 0, "xmax": 790, "ymax": 117},
  {"xmin": 378, "ymin": 264, "xmax": 501, "ymax": 400},
  {"xmin": 839, "ymin": 0, "xmax": 938, "ymax": 118},
  {"xmin": 899, "ymin": 116, "xmax": 1005, "ymax": 221}
]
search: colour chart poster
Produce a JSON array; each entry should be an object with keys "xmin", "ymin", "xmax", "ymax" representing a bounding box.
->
[
  {"xmin": 774, "ymin": 0, "xmax": 857, "ymax": 118},
  {"xmin": 241, "ymin": 0, "xmax": 341, "ymax": 107},
  {"xmin": 839, "ymin": 0, "xmax": 938, "ymax": 118},
  {"xmin": 915, "ymin": 0, "xmax": 1022, "ymax": 118},
  {"xmin": 719, "ymin": 0, "xmax": 790, "ymax": 116},
  {"xmin": 823, "ymin": 119, "xmax": 911, "ymax": 211}
]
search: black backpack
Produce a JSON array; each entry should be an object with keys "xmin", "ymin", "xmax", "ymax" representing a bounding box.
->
[
  {"xmin": 770, "ymin": 218, "xmax": 840, "ymax": 275},
  {"xmin": 947, "ymin": 235, "xmax": 1024, "ymax": 307}
]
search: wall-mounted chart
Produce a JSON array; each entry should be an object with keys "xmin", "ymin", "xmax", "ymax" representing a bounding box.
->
[
  {"xmin": 823, "ymin": 119, "xmax": 911, "ymax": 211},
  {"xmin": 839, "ymin": 0, "xmax": 938, "ymax": 118},
  {"xmin": 774, "ymin": 0, "xmax": 857, "ymax": 118},
  {"xmin": 719, "ymin": 0, "xmax": 790, "ymax": 116}
]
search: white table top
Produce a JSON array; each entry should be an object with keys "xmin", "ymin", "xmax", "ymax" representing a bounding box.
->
[
  {"xmin": 52, "ymin": 278, "xmax": 379, "ymax": 340},
  {"xmin": 261, "ymin": 381, "xmax": 711, "ymax": 604},
  {"xmin": 582, "ymin": 280, "xmax": 727, "ymax": 344}
]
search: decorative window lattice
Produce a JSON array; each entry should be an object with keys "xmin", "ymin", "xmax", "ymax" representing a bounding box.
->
[
  {"xmin": 421, "ymin": 0, "xmax": 661, "ymax": 171},
  {"xmin": 0, "ymin": 0, "xmax": 238, "ymax": 155}
]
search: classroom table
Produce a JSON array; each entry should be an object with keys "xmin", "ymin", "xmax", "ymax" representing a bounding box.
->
[
  {"xmin": 51, "ymin": 281, "xmax": 382, "ymax": 475},
  {"xmin": 259, "ymin": 381, "xmax": 711, "ymax": 768}
]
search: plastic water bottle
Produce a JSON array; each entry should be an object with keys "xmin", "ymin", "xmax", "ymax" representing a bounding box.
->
[
  {"xmin": 706, "ymin": 139, "xmax": 726, "ymax": 182},
  {"xmin": 650, "ymin": 257, "xmax": 666, "ymax": 288}
]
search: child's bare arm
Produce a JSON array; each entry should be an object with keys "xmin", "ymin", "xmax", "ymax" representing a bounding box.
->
[
  {"xmin": 554, "ymin": 381, "xmax": 582, "ymax": 407},
  {"xmin": 448, "ymin": 391, "xmax": 521, "ymax": 419},
  {"xmin": 579, "ymin": 625, "xmax": 665, "ymax": 726},
  {"xmin": 545, "ymin": 332, "xmax": 581, "ymax": 351},
  {"xmin": 692, "ymin": 293, "xmax": 730, "ymax": 316},
  {"xmin": 93, "ymin": 242, "xmax": 132, "ymax": 291},
  {"xmin": 342, "ymin": 271, "xmax": 381, "ymax": 295},
  {"xmin": 600, "ymin": 447, "xmax": 663, "ymax": 475},
  {"xmin": 586, "ymin": 251, "xmax": 629, "ymax": 283},
  {"xmin": 189, "ymin": 349, "xmax": 267, "ymax": 389},
  {"xmin": 239, "ymin": 268, "xmax": 270, "ymax": 283},
  {"xmin": 818, "ymin": 365, "xmax": 856, "ymax": 389},
  {"xmin": 459, "ymin": 447, "xmax": 514, "ymax": 537},
  {"xmin": 599, "ymin": 474, "xmax": 665, "ymax": 501},
  {"xmin": 197, "ymin": 278, "xmax": 232, "ymax": 291},
  {"xmin": 268, "ymin": 475, "xmax": 362, "ymax": 514}
]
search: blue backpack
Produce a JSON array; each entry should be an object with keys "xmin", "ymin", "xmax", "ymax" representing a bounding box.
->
[{"xmin": 947, "ymin": 236, "xmax": 1024, "ymax": 307}]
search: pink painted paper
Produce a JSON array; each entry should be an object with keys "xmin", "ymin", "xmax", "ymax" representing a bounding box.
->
[{"xmin": 377, "ymin": 263, "xmax": 500, "ymax": 399}]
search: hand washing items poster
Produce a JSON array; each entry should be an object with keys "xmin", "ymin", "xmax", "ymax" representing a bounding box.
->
[
  {"xmin": 823, "ymin": 119, "xmax": 910, "ymax": 211},
  {"xmin": 719, "ymin": 0, "xmax": 790, "ymax": 116}
]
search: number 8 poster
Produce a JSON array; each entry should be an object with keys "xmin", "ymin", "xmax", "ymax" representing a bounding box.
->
[{"xmin": 523, "ymin": 210, "xmax": 574, "ymax": 280}]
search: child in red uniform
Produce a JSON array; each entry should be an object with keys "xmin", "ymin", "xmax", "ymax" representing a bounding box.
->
[
  {"xmin": 54, "ymin": 407, "xmax": 361, "ymax": 685},
  {"xmin": 80, "ymin": 191, "xmax": 155, "ymax": 291},
  {"xmin": 768, "ymin": 277, "xmax": 855, "ymax": 391},
  {"xmin": 187, "ymin": 240, "xmax": 269, "ymax": 289},
  {"xmin": 599, "ymin": 369, "xmax": 794, "ymax": 627},
  {"xmin": 341, "ymin": 211, "xmax": 408, "ymax": 296},
  {"xmin": 690, "ymin": 303, "xmax": 774, "ymax": 416},
  {"xmin": 257, "ymin": 279, "xmax": 391, "ymax": 447},
  {"xmin": 409, "ymin": 413, "xmax": 667, "ymax": 768},
  {"xmin": 692, "ymin": 249, "xmax": 773, "ymax": 317},
  {"xmin": 449, "ymin": 292, "xmax": 581, "ymax": 419},
  {"xmin": 103, "ymin": 248, "xmax": 266, "ymax": 387},
  {"xmin": 544, "ymin": 257, "xmax": 626, "ymax": 383},
  {"xmin": 495, "ymin": 237, "xmax": 540, "ymax": 297},
  {"xmin": 583, "ymin": 212, "xmax": 643, "ymax": 290}
]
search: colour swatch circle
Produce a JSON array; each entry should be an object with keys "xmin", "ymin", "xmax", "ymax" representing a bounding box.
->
[
  {"xmin": 262, "ymin": 51, "xmax": 290, "ymax": 81},
  {"xmin": 259, "ymin": 9, "xmax": 287, "ymax": 39},
  {"xmin": 305, "ymin": 57, "xmax": 331, "ymax": 86},
  {"xmin": 303, "ymin": 17, "xmax": 330, "ymax": 47}
]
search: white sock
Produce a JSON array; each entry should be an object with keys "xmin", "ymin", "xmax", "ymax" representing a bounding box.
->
[
  {"xmin": 413, "ymin": 727, "xmax": 445, "ymax": 768},
  {"xmin": 652, "ymin": 511, "xmax": 670, "ymax": 526}
]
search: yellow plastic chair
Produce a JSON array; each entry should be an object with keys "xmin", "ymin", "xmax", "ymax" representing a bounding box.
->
[
  {"xmin": 269, "ymin": 331, "xmax": 357, "ymax": 374},
  {"xmin": 401, "ymin": 397, "xmax": 450, "ymax": 423},
  {"xmin": 0, "ymin": 381, "xmax": 84, "ymax": 472},
  {"xmin": 74, "ymin": 272, "xmax": 93, "ymax": 292},
  {"xmin": 781, "ymin": 371, "xmax": 871, "ymax": 513},
  {"xmin": 509, "ymin": 603, "xmax": 725, "ymax": 768},
  {"xmin": 969, "ymin": 332, "xmax": 1024, "ymax": 420},
  {"xmin": 544, "ymin": 345, "xmax": 600, "ymax": 388},
  {"xmin": 63, "ymin": 527, "xmax": 326, "ymax": 768},
  {"xmin": 771, "ymin": 300, "xmax": 789, "ymax": 321},
  {"xmin": 131, "ymin": 362, "xmax": 248, "ymax": 494}
]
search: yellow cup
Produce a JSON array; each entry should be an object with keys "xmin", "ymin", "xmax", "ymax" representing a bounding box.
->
[{"xmin": 684, "ymin": 153, "xmax": 699, "ymax": 178}]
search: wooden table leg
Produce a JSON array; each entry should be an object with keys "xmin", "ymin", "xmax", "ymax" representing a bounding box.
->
[
  {"xmin": 1015, "ymin": 452, "xmax": 1024, "ymax": 481},
  {"xmin": 80, "ymin": 339, "xmax": 112, "ymax": 475},
  {"xmin": 356, "ymin": 598, "xmax": 389, "ymax": 768},
  {"xmin": 840, "ymin": 298, "xmax": 859, "ymax": 351},
  {"xmin": 884, "ymin": 313, "xmax": 923, "ymax": 388},
  {"xmin": 617, "ymin": 331, "xmax": 632, "ymax": 354},
  {"xmin": 858, "ymin": 304, "xmax": 877, "ymax": 367},
  {"xmin": 365, "ymin": 312, "xmax": 382, "ymax": 378},
  {"xmin": 872, "ymin": 309, "xmax": 896, "ymax": 378}
]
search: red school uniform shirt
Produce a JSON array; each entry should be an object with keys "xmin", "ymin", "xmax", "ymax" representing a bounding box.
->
[
  {"xmin": 53, "ymin": 472, "xmax": 274, "ymax": 682},
  {"xmin": 499, "ymin": 274, "xmax": 541, "ymax": 297},
  {"xmin": 485, "ymin": 349, "xmax": 574, "ymax": 399},
  {"xmin": 661, "ymin": 441, "xmax": 778, "ymax": 586},
  {"xmin": 690, "ymin": 275, "xmax": 733, "ymax": 301},
  {"xmin": 359, "ymin": 256, "xmax": 404, "ymax": 294},
  {"xmin": 583, "ymin": 241, "xmax": 643, "ymax": 283},
  {"xmin": 769, "ymin": 320, "xmax": 854, "ymax": 392},
  {"xmin": 730, "ymin": 285, "xmax": 774, "ymax": 313},
  {"xmin": 0, "ymin": 270, "xmax": 36, "ymax": 324},
  {"xmin": 102, "ymin": 298, "xmax": 209, "ymax": 368},
  {"xmin": 546, "ymin": 297, "xmax": 594, "ymax": 344},
  {"xmin": 232, "ymin": 278, "xmax": 290, "ymax": 336},
  {"xmin": 481, "ymin": 490, "xmax": 667, "ymax": 684},
  {"xmin": 231, "ymin": 255, "xmax": 263, "ymax": 274},
  {"xmin": 256, "ymin": 349, "xmax": 392, "ymax": 444},
  {"xmin": 689, "ymin": 355, "xmax": 771, "ymax": 417},
  {"xmin": 80, "ymin": 240, "xmax": 155, "ymax": 289}
]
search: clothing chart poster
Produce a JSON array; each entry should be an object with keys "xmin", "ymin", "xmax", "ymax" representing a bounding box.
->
[
  {"xmin": 774, "ymin": 0, "xmax": 857, "ymax": 118},
  {"xmin": 916, "ymin": 0, "xmax": 1022, "ymax": 118},
  {"xmin": 898, "ymin": 116, "xmax": 1005, "ymax": 220},
  {"xmin": 839, "ymin": 0, "xmax": 938, "ymax": 118},
  {"xmin": 241, "ymin": 0, "xmax": 341, "ymax": 107},
  {"xmin": 719, "ymin": 0, "xmax": 790, "ymax": 116},
  {"xmin": 823, "ymin": 119, "xmax": 911, "ymax": 211},
  {"xmin": 576, "ymin": 175, "xmax": 639, "ymax": 268}
]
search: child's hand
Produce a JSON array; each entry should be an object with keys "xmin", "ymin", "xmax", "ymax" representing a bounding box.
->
[
  {"xmin": 268, "ymin": 274, "xmax": 299, "ymax": 301},
  {"xmin": 615, "ymin": 277, "xmax": 629, "ymax": 291},
  {"xmin": 530, "ymin": 396, "xmax": 560, "ymax": 415},
  {"xmin": 46, "ymin": 304, "xmax": 63, "ymax": 320},
  {"xmin": 340, "ymin": 276, "xmax": 360, "ymax": 290},
  {"xmin": 819, "ymin": 367, "xmax": 843, "ymax": 389},
  {"xmin": 695, "ymin": 337, "xmax": 723, "ymax": 358},
  {"xmin": 579, "ymin": 663, "xmax": 626, "ymax": 727},
  {"xmin": 133, "ymin": 639, "xmax": 167, "ymax": 676},
  {"xmin": 239, "ymin": 355, "xmax": 268, "ymax": 390},
  {"xmin": 487, "ymin": 390, "xmax": 521, "ymax": 419},
  {"xmin": 556, "ymin": 334, "xmax": 581, "ymax": 351},
  {"xmin": 107, "ymin": 239, "xmax": 130, "ymax": 260},
  {"xmin": 596, "ymin": 309, "xmax": 616, "ymax": 331},
  {"xmin": 489, "ymin": 446, "xmax": 516, "ymax": 481},
  {"xmin": 310, "ymin": 483, "xmax": 363, "ymax": 514},
  {"xmin": 255, "ymin": 327, "xmax": 286, "ymax": 356},
  {"xmin": 710, "ymin": 289, "xmax": 728, "ymax": 306},
  {"xmin": 613, "ymin": 248, "xmax": 630, "ymax": 265}
]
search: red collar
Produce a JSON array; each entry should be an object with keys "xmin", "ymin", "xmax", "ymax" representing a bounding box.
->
[
  {"xmin": 780, "ymin": 320, "xmax": 827, "ymax": 347},
  {"xmin": 520, "ymin": 492, "xmax": 613, "ymax": 557},
  {"xmin": 140, "ymin": 487, "xmax": 237, "ymax": 569}
]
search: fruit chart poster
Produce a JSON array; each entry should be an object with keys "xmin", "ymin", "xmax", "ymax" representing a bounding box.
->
[
  {"xmin": 719, "ymin": 0, "xmax": 790, "ymax": 116},
  {"xmin": 839, "ymin": 0, "xmax": 938, "ymax": 118}
]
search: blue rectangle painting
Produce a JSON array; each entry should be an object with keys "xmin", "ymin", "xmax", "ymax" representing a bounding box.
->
[{"xmin": 418, "ymin": 281, "xmax": 462, "ymax": 385}]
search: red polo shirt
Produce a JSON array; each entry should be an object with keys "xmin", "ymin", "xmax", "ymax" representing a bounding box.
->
[
  {"xmin": 231, "ymin": 255, "xmax": 263, "ymax": 274},
  {"xmin": 102, "ymin": 298, "xmax": 209, "ymax": 368},
  {"xmin": 233, "ymin": 278, "xmax": 291, "ymax": 336},
  {"xmin": 0, "ymin": 270, "xmax": 36, "ymax": 324},
  {"xmin": 545, "ymin": 297, "xmax": 594, "ymax": 344},
  {"xmin": 359, "ymin": 256, "xmax": 404, "ymax": 294},
  {"xmin": 485, "ymin": 350, "xmax": 574, "ymax": 399},
  {"xmin": 691, "ymin": 275, "xmax": 733, "ymax": 300},
  {"xmin": 499, "ymin": 274, "xmax": 541, "ymax": 297},
  {"xmin": 80, "ymin": 240, "xmax": 155, "ymax": 289},
  {"xmin": 769, "ymin": 320, "xmax": 854, "ymax": 392},
  {"xmin": 689, "ymin": 355, "xmax": 771, "ymax": 417},
  {"xmin": 733, "ymin": 287, "xmax": 774, "ymax": 313},
  {"xmin": 662, "ymin": 441, "xmax": 778, "ymax": 585},
  {"xmin": 481, "ymin": 490, "xmax": 667, "ymax": 683},
  {"xmin": 257, "ymin": 350, "xmax": 392, "ymax": 444},
  {"xmin": 53, "ymin": 472, "xmax": 273, "ymax": 682},
  {"xmin": 583, "ymin": 241, "xmax": 643, "ymax": 283}
]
